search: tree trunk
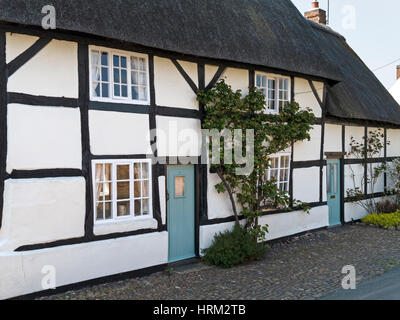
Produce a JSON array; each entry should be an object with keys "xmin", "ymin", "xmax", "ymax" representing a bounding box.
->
[{"xmin": 217, "ymin": 168, "xmax": 240, "ymax": 226}]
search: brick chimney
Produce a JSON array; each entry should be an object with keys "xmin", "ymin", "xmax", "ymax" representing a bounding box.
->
[
  {"xmin": 304, "ymin": 1, "xmax": 327, "ymax": 25},
  {"xmin": 397, "ymin": 65, "xmax": 400, "ymax": 80}
]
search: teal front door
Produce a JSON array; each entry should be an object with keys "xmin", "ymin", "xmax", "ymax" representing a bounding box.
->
[
  {"xmin": 327, "ymin": 159, "xmax": 341, "ymax": 226},
  {"xmin": 167, "ymin": 165, "xmax": 196, "ymax": 263}
]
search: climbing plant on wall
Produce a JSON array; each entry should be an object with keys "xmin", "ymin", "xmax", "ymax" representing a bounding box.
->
[{"xmin": 197, "ymin": 79, "xmax": 316, "ymax": 241}]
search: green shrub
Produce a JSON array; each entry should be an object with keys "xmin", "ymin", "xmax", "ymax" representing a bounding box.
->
[
  {"xmin": 362, "ymin": 211, "xmax": 400, "ymax": 229},
  {"xmin": 201, "ymin": 225, "xmax": 268, "ymax": 268}
]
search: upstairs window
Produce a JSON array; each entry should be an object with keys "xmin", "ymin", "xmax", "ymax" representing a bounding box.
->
[
  {"xmin": 93, "ymin": 159, "xmax": 152, "ymax": 224},
  {"xmin": 90, "ymin": 46, "xmax": 150, "ymax": 104},
  {"xmin": 256, "ymin": 73, "xmax": 290, "ymax": 114}
]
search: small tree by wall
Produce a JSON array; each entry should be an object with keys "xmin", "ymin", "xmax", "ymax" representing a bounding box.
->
[{"xmin": 197, "ymin": 80, "xmax": 316, "ymax": 240}]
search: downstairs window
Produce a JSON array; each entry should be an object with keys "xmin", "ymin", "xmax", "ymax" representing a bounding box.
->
[{"xmin": 92, "ymin": 159, "xmax": 152, "ymax": 224}]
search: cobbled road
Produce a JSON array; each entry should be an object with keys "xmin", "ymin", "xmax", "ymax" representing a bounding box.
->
[{"xmin": 40, "ymin": 224, "xmax": 400, "ymax": 300}]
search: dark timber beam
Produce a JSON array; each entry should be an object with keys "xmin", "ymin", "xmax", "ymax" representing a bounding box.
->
[
  {"xmin": 171, "ymin": 59, "xmax": 198, "ymax": 94},
  {"xmin": 7, "ymin": 38, "xmax": 52, "ymax": 77}
]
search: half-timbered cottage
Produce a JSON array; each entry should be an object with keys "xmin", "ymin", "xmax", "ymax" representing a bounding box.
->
[{"xmin": 1, "ymin": 0, "xmax": 400, "ymax": 299}]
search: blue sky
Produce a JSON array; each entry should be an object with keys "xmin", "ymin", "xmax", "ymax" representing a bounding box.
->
[{"xmin": 291, "ymin": 0, "xmax": 399, "ymax": 89}]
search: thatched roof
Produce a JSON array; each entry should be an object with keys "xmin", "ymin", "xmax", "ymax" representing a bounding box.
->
[{"xmin": 0, "ymin": 0, "xmax": 399, "ymax": 125}]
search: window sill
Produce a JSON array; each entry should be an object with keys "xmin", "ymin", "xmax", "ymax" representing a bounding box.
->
[
  {"xmin": 90, "ymin": 97, "xmax": 150, "ymax": 106},
  {"xmin": 94, "ymin": 217, "xmax": 158, "ymax": 236}
]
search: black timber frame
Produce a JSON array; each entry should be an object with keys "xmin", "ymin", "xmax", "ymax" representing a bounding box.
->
[{"xmin": 0, "ymin": 23, "xmax": 398, "ymax": 251}]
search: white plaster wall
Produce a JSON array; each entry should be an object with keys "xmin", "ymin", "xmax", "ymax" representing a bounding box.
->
[
  {"xmin": 89, "ymin": 110, "xmax": 151, "ymax": 156},
  {"xmin": 322, "ymin": 166, "xmax": 327, "ymax": 202},
  {"xmin": 0, "ymin": 177, "xmax": 86, "ymax": 252},
  {"xmin": 8, "ymin": 38, "xmax": 78, "ymax": 98},
  {"xmin": 220, "ymin": 67, "xmax": 249, "ymax": 96},
  {"xmin": 200, "ymin": 206, "xmax": 329, "ymax": 251},
  {"xmin": 344, "ymin": 164, "xmax": 364, "ymax": 194},
  {"xmin": 0, "ymin": 232, "xmax": 168, "ymax": 300},
  {"xmin": 368, "ymin": 127, "xmax": 384, "ymax": 158},
  {"xmin": 94, "ymin": 219, "xmax": 158, "ymax": 236},
  {"xmin": 156, "ymin": 116, "xmax": 201, "ymax": 157},
  {"xmin": 159, "ymin": 176, "xmax": 167, "ymax": 225},
  {"xmin": 344, "ymin": 197, "xmax": 387, "ymax": 222},
  {"xmin": 207, "ymin": 173, "xmax": 236, "ymax": 220},
  {"xmin": 387, "ymin": 129, "xmax": 400, "ymax": 157},
  {"xmin": 154, "ymin": 57, "xmax": 198, "ymax": 110},
  {"xmin": 294, "ymin": 125, "xmax": 321, "ymax": 161},
  {"xmin": 345, "ymin": 126, "xmax": 364, "ymax": 158},
  {"xmin": 293, "ymin": 167, "xmax": 320, "ymax": 203},
  {"xmin": 325, "ymin": 124, "xmax": 342, "ymax": 153},
  {"xmin": 205, "ymin": 64, "xmax": 219, "ymax": 86},
  {"xmin": 294, "ymin": 78, "xmax": 322, "ymax": 118},
  {"xmin": 7, "ymin": 104, "xmax": 82, "ymax": 173},
  {"xmin": 367, "ymin": 163, "xmax": 385, "ymax": 194},
  {"xmin": 6, "ymin": 33, "xmax": 39, "ymax": 63}
]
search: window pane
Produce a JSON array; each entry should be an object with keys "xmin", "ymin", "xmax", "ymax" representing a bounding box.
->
[
  {"xmin": 101, "ymin": 52, "xmax": 108, "ymax": 66},
  {"xmin": 95, "ymin": 164, "xmax": 103, "ymax": 182},
  {"xmin": 102, "ymin": 83, "xmax": 109, "ymax": 98},
  {"xmin": 92, "ymin": 82, "xmax": 100, "ymax": 97},
  {"xmin": 117, "ymin": 182, "xmax": 130, "ymax": 200},
  {"xmin": 262, "ymin": 76, "xmax": 267, "ymax": 88},
  {"xmin": 131, "ymin": 57, "xmax": 138, "ymax": 70},
  {"xmin": 117, "ymin": 165, "xmax": 130, "ymax": 180},
  {"xmin": 135, "ymin": 200, "xmax": 141, "ymax": 216},
  {"xmin": 131, "ymin": 72, "xmax": 138, "ymax": 85},
  {"xmin": 92, "ymin": 66, "xmax": 101, "ymax": 82},
  {"xmin": 95, "ymin": 183, "xmax": 103, "ymax": 202},
  {"xmin": 114, "ymin": 85, "xmax": 120, "ymax": 96},
  {"xmin": 104, "ymin": 182, "xmax": 112, "ymax": 201},
  {"xmin": 121, "ymin": 56, "xmax": 127, "ymax": 69},
  {"xmin": 132, "ymin": 86, "xmax": 139, "ymax": 100},
  {"xmin": 114, "ymin": 68, "xmax": 120, "ymax": 83},
  {"xmin": 96, "ymin": 202, "xmax": 103, "ymax": 220},
  {"xmin": 121, "ymin": 85, "xmax": 128, "ymax": 97},
  {"xmin": 139, "ymin": 58, "xmax": 146, "ymax": 71},
  {"xmin": 105, "ymin": 202, "xmax": 112, "ymax": 219},
  {"xmin": 142, "ymin": 163, "xmax": 149, "ymax": 179},
  {"xmin": 256, "ymin": 75, "xmax": 261, "ymax": 87},
  {"xmin": 139, "ymin": 87, "xmax": 147, "ymax": 101},
  {"xmin": 101, "ymin": 67, "xmax": 109, "ymax": 82},
  {"xmin": 91, "ymin": 51, "xmax": 100, "ymax": 65},
  {"xmin": 175, "ymin": 177, "xmax": 185, "ymax": 197},
  {"xmin": 142, "ymin": 181, "xmax": 149, "ymax": 197},
  {"xmin": 139, "ymin": 72, "xmax": 147, "ymax": 86},
  {"xmin": 121, "ymin": 70, "xmax": 127, "ymax": 84},
  {"xmin": 134, "ymin": 180, "xmax": 142, "ymax": 198},
  {"xmin": 113, "ymin": 55, "xmax": 120, "ymax": 67},
  {"xmin": 134, "ymin": 163, "xmax": 141, "ymax": 179},
  {"xmin": 117, "ymin": 201, "xmax": 130, "ymax": 217},
  {"xmin": 143, "ymin": 199, "xmax": 149, "ymax": 215}
]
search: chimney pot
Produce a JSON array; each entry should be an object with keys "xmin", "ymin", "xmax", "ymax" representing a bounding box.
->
[
  {"xmin": 312, "ymin": 1, "xmax": 319, "ymax": 9},
  {"xmin": 304, "ymin": 1, "xmax": 327, "ymax": 25}
]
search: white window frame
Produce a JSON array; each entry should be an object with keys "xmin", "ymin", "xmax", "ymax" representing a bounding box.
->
[
  {"xmin": 255, "ymin": 72, "xmax": 291, "ymax": 115},
  {"xmin": 266, "ymin": 153, "xmax": 291, "ymax": 192},
  {"xmin": 89, "ymin": 45, "xmax": 151, "ymax": 105},
  {"xmin": 92, "ymin": 159, "xmax": 153, "ymax": 225}
]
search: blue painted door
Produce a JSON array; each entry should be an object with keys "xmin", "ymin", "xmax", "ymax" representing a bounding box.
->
[
  {"xmin": 327, "ymin": 160, "xmax": 341, "ymax": 226},
  {"xmin": 167, "ymin": 166, "xmax": 196, "ymax": 263}
]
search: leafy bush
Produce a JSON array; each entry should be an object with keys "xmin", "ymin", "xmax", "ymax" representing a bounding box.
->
[
  {"xmin": 362, "ymin": 211, "xmax": 400, "ymax": 229},
  {"xmin": 376, "ymin": 199, "xmax": 400, "ymax": 214},
  {"xmin": 202, "ymin": 225, "xmax": 268, "ymax": 268}
]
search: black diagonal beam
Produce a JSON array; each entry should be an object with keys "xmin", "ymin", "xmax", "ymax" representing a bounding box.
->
[
  {"xmin": 7, "ymin": 38, "xmax": 52, "ymax": 77},
  {"xmin": 171, "ymin": 59, "xmax": 198, "ymax": 94},
  {"xmin": 205, "ymin": 66, "xmax": 226, "ymax": 91}
]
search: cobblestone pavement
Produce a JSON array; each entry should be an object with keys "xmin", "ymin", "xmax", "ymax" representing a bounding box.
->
[{"xmin": 40, "ymin": 224, "xmax": 400, "ymax": 300}]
